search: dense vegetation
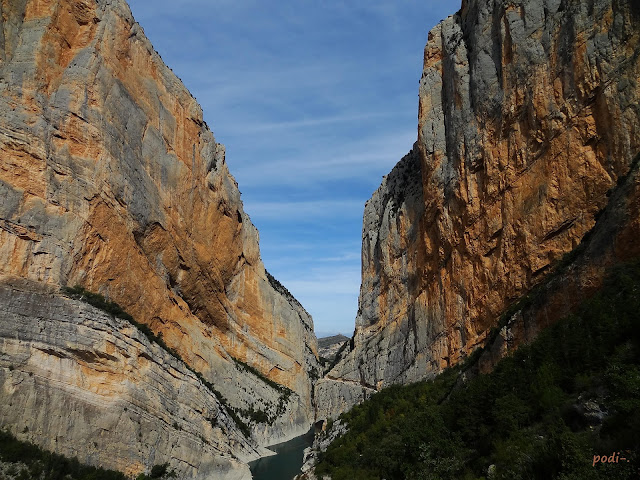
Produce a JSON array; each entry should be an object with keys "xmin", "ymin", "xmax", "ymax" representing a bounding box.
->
[
  {"xmin": 315, "ymin": 261, "xmax": 640, "ymax": 480},
  {"xmin": 0, "ymin": 430, "xmax": 172, "ymax": 480}
]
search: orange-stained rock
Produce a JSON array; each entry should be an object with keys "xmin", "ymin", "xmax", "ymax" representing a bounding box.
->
[
  {"xmin": 316, "ymin": 0, "xmax": 640, "ymax": 420},
  {"xmin": 0, "ymin": 0, "xmax": 319, "ymax": 452}
]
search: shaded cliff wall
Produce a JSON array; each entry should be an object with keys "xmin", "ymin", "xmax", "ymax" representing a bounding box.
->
[
  {"xmin": 316, "ymin": 0, "xmax": 640, "ymax": 420},
  {"xmin": 0, "ymin": 0, "xmax": 318, "ymax": 446}
]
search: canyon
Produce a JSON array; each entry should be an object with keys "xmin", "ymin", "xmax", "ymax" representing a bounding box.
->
[{"xmin": 1, "ymin": 0, "xmax": 640, "ymax": 478}]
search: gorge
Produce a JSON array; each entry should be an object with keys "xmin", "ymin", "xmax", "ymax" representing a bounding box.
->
[
  {"xmin": 0, "ymin": 0, "xmax": 318, "ymax": 478},
  {"xmin": 1, "ymin": 0, "xmax": 639, "ymax": 479}
]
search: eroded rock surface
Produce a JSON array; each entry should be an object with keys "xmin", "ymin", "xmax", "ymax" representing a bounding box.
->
[
  {"xmin": 0, "ymin": 279, "xmax": 266, "ymax": 479},
  {"xmin": 317, "ymin": 335, "xmax": 349, "ymax": 365},
  {"xmin": 0, "ymin": 0, "xmax": 319, "ymax": 468},
  {"xmin": 316, "ymin": 0, "xmax": 640, "ymax": 420}
]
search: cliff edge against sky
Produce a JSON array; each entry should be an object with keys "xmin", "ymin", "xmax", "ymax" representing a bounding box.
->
[
  {"xmin": 2, "ymin": 0, "xmax": 640, "ymax": 477},
  {"xmin": 0, "ymin": 0, "xmax": 319, "ymax": 477},
  {"xmin": 316, "ymin": 0, "xmax": 640, "ymax": 420}
]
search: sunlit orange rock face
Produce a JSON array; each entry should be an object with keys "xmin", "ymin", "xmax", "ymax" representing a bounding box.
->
[
  {"xmin": 316, "ymin": 0, "xmax": 640, "ymax": 420},
  {"xmin": 0, "ymin": 0, "xmax": 318, "ymax": 445}
]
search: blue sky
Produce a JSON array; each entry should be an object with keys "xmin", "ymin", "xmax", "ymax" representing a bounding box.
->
[{"xmin": 126, "ymin": 1, "xmax": 458, "ymax": 338}]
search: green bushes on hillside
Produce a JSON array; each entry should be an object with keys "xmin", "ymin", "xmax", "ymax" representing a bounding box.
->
[
  {"xmin": 0, "ymin": 430, "xmax": 126, "ymax": 480},
  {"xmin": 315, "ymin": 261, "xmax": 640, "ymax": 480}
]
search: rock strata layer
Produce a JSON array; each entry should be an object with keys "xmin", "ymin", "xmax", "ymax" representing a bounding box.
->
[
  {"xmin": 316, "ymin": 0, "xmax": 640, "ymax": 420},
  {"xmin": 0, "ymin": 279, "xmax": 264, "ymax": 480},
  {"xmin": 0, "ymin": 0, "xmax": 319, "ymax": 469}
]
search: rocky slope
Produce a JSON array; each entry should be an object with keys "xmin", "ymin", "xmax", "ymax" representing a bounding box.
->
[
  {"xmin": 0, "ymin": 0, "xmax": 319, "ymax": 471},
  {"xmin": 0, "ymin": 279, "xmax": 267, "ymax": 480},
  {"xmin": 316, "ymin": 0, "xmax": 640, "ymax": 420},
  {"xmin": 317, "ymin": 336, "xmax": 348, "ymax": 363}
]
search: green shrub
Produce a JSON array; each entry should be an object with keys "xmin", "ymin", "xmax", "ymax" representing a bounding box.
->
[
  {"xmin": 63, "ymin": 286, "xmax": 134, "ymax": 321},
  {"xmin": 0, "ymin": 429, "xmax": 127, "ymax": 480}
]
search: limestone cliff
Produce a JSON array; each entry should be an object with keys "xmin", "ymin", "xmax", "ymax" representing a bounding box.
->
[
  {"xmin": 0, "ymin": 0, "xmax": 319, "ymax": 468},
  {"xmin": 316, "ymin": 0, "xmax": 640, "ymax": 420},
  {"xmin": 0, "ymin": 279, "xmax": 266, "ymax": 480}
]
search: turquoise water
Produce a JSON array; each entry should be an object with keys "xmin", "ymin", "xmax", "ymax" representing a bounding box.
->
[{"xmin": 249, "ymin": 429, "xmax": 315, "ymax": 480}]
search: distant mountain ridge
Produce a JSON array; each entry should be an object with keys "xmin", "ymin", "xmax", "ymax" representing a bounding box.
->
[
  {"xmin": 317, "ymin": 335, "xmax": 350, "ymax": 373},
  {"xmin": 318, "ymin": 335, "xmax": 349, "ymax": 350}
]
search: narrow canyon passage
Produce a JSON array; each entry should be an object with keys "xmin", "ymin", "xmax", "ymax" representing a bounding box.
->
[{"xmin": 0, "ymin": 0, "xmax": 639, "ymax": 479}]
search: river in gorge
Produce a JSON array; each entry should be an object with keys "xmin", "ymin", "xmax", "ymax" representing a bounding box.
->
[{"xmin": 249, "ymin": 429, "xmax": 315, "ymax": 480}]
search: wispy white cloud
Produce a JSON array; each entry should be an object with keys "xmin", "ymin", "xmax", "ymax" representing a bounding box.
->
[
  {"xmin": 276, "ymin": 264, "xmax": 362, "ymax": 335},
  {"xmin": 247, "ymin": 199, "xmax": 363, "ymax": 220},
  {"xmin": 318, "ymin": 252, "xmax": 362, "ymax": 263},
  {"xmin": 127, "ymin": 0, "xmax": 459, "ymax": 335},
  {"xmin": 236, "ymin": 111, "xmax": 396, "ymax": 133},
  {"xmin": 232, "ymin": 129, "xmax": 418, "ymax": 189},
  {"xmin": 285, "ymin": 270, "xmax": 361, "ymax": 298}
]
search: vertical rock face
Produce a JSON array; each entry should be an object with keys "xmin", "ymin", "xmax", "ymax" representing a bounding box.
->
[
  {"xmin": 316, "ymin": 0, "xmax": 640, "ymax": 420},
  {"xmin": 0, "ymin": 0, "xmax": 318, "ymax": 467},
  {"xmin": 0, "ymin": 280, "xmax": 264, "ymax": 480}
]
